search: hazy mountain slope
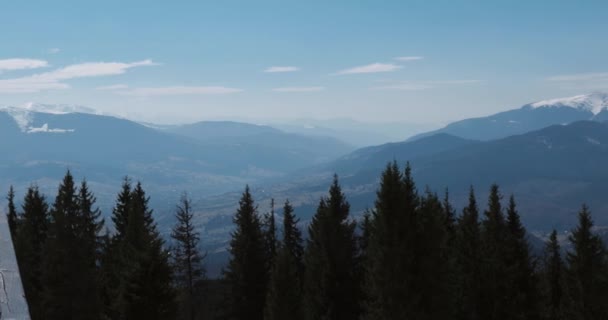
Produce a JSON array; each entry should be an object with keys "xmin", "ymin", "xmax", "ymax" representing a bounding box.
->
[
  {"xmin": 0, "ymin": 106, "xmax": 353, "ymax": 222},
  {"xmin": 167, "ymin": 121, "xmax": 354, "ymax": 166},
  {"xmin": 200, "ymin": 121, "xmax": 608, "ymax": 240},
  {"xmin": 409, "ymin": 93, "xmax": 608, "ymax": 141}
]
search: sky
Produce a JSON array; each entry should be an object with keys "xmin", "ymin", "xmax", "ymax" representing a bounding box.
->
[{"xmin": 1, "ymin": 0, "xmax": 608, "ymax": 125}]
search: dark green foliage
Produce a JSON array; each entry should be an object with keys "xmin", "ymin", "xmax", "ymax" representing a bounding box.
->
[
  {"xmin": 171, "ymin": 193, "xmax": 206, "ymax": 320},
  {"xmin": 122, "ymin": 182, "xmax": 176, "ymax": 319},
  {"xmin": 454, "ymin": 187, "xmax": 482, "ymax": 320},
  {"xmin": 7, "ymin": 186, "xmax": 19, "ymax": 242},
  {"xmin": 566, "ymin": 205, "xmax": 608, "ymax": 319},
  {"xmin": 541, "ymin": 230, "xmax": 568, "ymax": 320},
  {"xmin": 264, "ymin": 200, "xmax": 305, "ymax": 320},
  {"xmin": 111, "ymin": 177, "xmax": 132, "ymax": 242},
  {"xmin": 415, "ymin": 190, "xmax": 453, "ymax": 319},
  {"xmin": 41, "ymin": 171, "xmax": 104, "ymax": 320},
  {"xmin": 101, "ymin": 180, "xmax": 176, "ymax": 319},
  {"xmin": 479, "ymin": 184, "xmax": 510, "ymax": 320},
  {"xmin": 304, "ymin": 175, "xmax": 360, "ymax": 320},
  {"xmin": 224, "ymin": 186, "xmax": 268, "ymax": 320},
  {"xmin": 363, "ymin": 162, "xmax": 409, "ymax": 319},
  {"xmin": 263, "ymin": 198, "xmax": 278, "ymax": 270},
  {"xmin": 365, "ymin": 162, "xmax": 453, "ymax": 320},
  {"xmin": 281, "ymin": 200, "xmax": 304, "ymax": 270},
  {"xmin": 15, "ymin": 185, "xmax": 49, "ymax": 320},
  {"xmin": 503, "ymin": 195, "xmax": 540, "ymax": 319}
]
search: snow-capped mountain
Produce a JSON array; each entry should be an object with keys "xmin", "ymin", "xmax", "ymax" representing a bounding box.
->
[
  {"xmin": 527, "ymin": 92, "xmax": 608, "ymax": 115},
  {"xmin": 409, "ymin": 92, "xmax": 608, "ymax": 141},
  {"xmin": 0, "ymin": 103, "xmax": 105, "ymax": 133}
]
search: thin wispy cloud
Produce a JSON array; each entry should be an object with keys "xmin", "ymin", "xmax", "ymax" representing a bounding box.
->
[
  {"xmin": 0, "ymin": 58, "xmax": 49, "ymax": 71},
  {"xmin": 335, "ymin": 63, "xmax": 402, "ymax": 75},
  {"xmin": 545, "ymin": 72, "xmax": 608, "ymax": 91},
  {"xmin": 264, "ymin": 66, "xmax": 300, "ymax": 73},
  {"xmin": 372, "ymin": 80, "xmax": 481, "ymax": 91},
  {"xmin": 123, "ymin": 86, "xmax": 243, "ymax": 96},
  {"xmin": 272, "ymin": 86, "xmax": 324, "ymax": 92},
  {"xmin": 0, "ymin": 60, "xmax": 156, "ymax": 93},
  {"xmin": 96, "ymin": 84, "xmax": 129, "ymax": 91},
  {"xmin": 48, "ymin": 48, "xmax": 61, "ymax": 54},
  {"xmin": 394, "ymin": 56, "xmax": 424, "ymax": 61},
  {"xmin": 546, "ymin": 72, "xmax": 608, "ymax": 82}
]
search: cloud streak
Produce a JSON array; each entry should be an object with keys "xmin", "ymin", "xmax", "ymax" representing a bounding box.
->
[
  {"xmin": 0, "ymin": 58, "xmax": 48, "ymax": 71},
  {"xmin": 96, "ymin": 84, "xmax": 129, "ymax": 91},
  {"xmin": 264, "ymin": 66, "xmax": 300, "ymax": 73},
  {"xmin": 372, "ymin": 80, "xmax": 481, "ymax": 91},
  {"xmin": 0, "ymin": 59, "xmax": 156, "ymax": 93},
  {"xmin": 546, "ymin": 72, "xmax": 608, "ymax": 82},
  {"xmin": 335, "ymin": 63, "xmax": 402, "ymax": 75},
  {"xmin": 272, "ymin": 86, "xmax": 324, "ymax": 92},
  {"xmin": 123, "ymin": 86, "xmax": 243, "ymax": 96},
  {"xmin": 394, "ymin": 56, "xmax": 424, "ymax": 61}
]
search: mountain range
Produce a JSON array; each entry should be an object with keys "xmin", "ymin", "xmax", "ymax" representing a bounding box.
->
[{"xmin": 2, "ymin": 93, "xmax": 608, "ymax": 276}]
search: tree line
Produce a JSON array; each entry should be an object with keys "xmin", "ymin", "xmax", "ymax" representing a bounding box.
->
[{"xmin": 5, "ymin": 162, "xmax": 608, "ymax": 319}]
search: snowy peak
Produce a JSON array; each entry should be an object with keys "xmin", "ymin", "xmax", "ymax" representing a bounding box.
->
[
  {"xmin": 16, "ymin": 102, "xmax": 102, "ymax": 115},
  {"xmin": 0, "ymin": 103, "xmax": 98, "ymax": 133},
  {"xmin": 527, "ymin": 92, "xmax": 608, "ymax": 115}
]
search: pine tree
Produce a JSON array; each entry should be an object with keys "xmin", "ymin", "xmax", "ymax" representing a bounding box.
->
[
  {"xmin": 100, "ymin": 178, "xmax": 133, "ymax": 318},
  {"xmin": 363, "ymin": 162, "xmax": 414, "ymax": 320},
  {"xmin": 281, "ymin": 200, "xmax": 304, "ymax": 271},
  {"xmin": 15, "ymin": 185, "xmax": 49, "ymax": 320},
  {"xmin": 416, "ymin": 189, "xmax": 453, "ymax": 320},
  {"xmin": 479, "ymin": 184, "xmax": 509, "ymax": 320},
  {"xmin": 304, "ymin": 175, "xmax": 360, "ymax": 320},
  {"xmin": 171, "ymin": 193, "xmax": 205, "ymax": 320},
  {"xmin": 101, "ymin": 181, "xmax": 176, "ymax": 319},
  {"xmin": 7, "ymin": 186, "xmax": 19, "ymax": 242},
  {"xmin": 42, "ymin": 171, "xmax": 104, "ymax": 319},
  {"xmin": 74, "ymin": 180, "xmax": 105, "ymax": 318},
  {"xmin": 454, "ymin": 187, "xmax": 482, "ymax": 320},
  {"xmin": 224, "ymin": 186, "xmax": 267, "ymax": 320},
  {"xmin": 264, "ymin": 200, "xmax": 305, "ymax": 320},
  {"xmin": 541, "ymin": 230, "xmax": 567, "ymax": 320},
  {"xmin": 263, "ymin": 198, "xmax": 278, "ymax": 270},
  {"xmin": 122, "ymin": 182, "xmax": 177, "ymax": 319},
  {"xmin": 566, "ymin": 205, "xmax": 608, "ymax": 319},
  {"xmin": 111, "ymin": 177, "xmax": 132, "ymax": 242},
  {"xmin": 503, "ymin": 195, "xmax": 540, "ymax": 319}
]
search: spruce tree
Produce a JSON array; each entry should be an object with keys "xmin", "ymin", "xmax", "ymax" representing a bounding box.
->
[
  {"xmin": 42, "ymin": 171, "xmax": 103, "ymax": 319},
  {"xmin": 15, "ymin": 185, "xmax": 49, "ymax": 320},
  {"xmin": 415, "ymin": 190, "xmax": 453, "ymax": 320},
  {"xmin": 263, "ymin": 198, "xmax": 278, "ymax": 270},
  {"xmin": 100, "ymin": 178, "xmax": 133, "ymax": 318},
  {"xmin": 264, "ymin": 200, "xmax": 305, "ymax": 320},
  {"xmin": 363, "ymin": 162, "xmax": 414, "ymax": 320},
  {"xmin": 304, "ymin": 175, "xmax": 360, "ymax": 320},
  {"xmin": 503, "ymin": 195, "xmax": 540, "ymax": 319},
  {"xmin": 122, "ymin": 182, "xmax": 176, "ymax": 319},
  {"xmin": 479, "ymin": 184, "xmax": 509, "ymax": 320},
  {"xmin": 171, "ymin": 193, "xmax": 205, "ymax": 320},
  {"xmin": 454, "ymin": 187, "xmax": 482, "ymax": 320},
  {"xmin": 224, "ymin": 186, "xmax": 267, "ymax": 320},
  {"xmin": 566, "ymin": 205, "xmax": 608, "ymax": 319},
  {"xmin": 7, "ymin": 186, "xmax": 19, "ymax": 242},
  {"xmin": 542, "ymin": 230, "xmax": 567, "ymax": 320},
  {"xmin": 111, "ymin": 177, "xmax": 132, "ymax": 242}
]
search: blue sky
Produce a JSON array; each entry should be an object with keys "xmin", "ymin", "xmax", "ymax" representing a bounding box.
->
[{"xmin": 1, "ymin": 0, "xmax": 608, "ymax": 124}]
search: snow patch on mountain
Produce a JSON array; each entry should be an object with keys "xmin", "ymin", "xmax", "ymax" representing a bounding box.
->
[
  {"xmin": 27, "ymin": 123, "xmax": 75, "ymax": 133},
  {"xmin": 528, "ymin": 92, "xmax": 608, "ymax": 115},
  {"xmin": 19, "ymin": 102, "xmax": 102, "ymax": 115},
  {"xmin": 1, "ymin": 102, "xmax": 100, "ymax": 132}
]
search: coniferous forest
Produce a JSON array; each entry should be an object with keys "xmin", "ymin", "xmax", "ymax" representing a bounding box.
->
[{"xmin": 6, "ymin": 163, "xmax": 608, "ymax": 320}]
